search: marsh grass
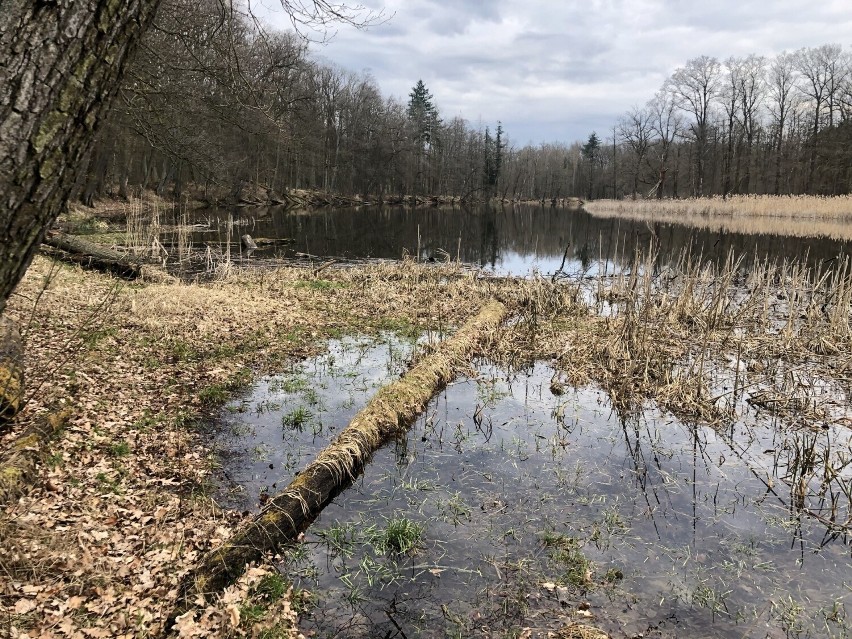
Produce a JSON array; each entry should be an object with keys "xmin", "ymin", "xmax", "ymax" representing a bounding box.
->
[
  {"xmin": 381, "ymin": 516, "xmax": 424, "ymax": 554},
  {"xmin": 586, "ymin": 195, "xmax": 852, "ymax": 240},
  {"xmin": 9, "ymin": 216, "xmax": 852, "ymax": 637}
]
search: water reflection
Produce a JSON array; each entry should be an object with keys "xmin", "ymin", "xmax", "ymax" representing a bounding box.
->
[
  {"xmin": 188, "ymin": 204, "xmax": 849, "ymax": 276},
  {"xmin": 216, "ymin": 337, "xmax": 852, "ymax": 638}
]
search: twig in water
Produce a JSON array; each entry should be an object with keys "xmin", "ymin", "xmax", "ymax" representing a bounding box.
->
[{"xmin": 551, "ymin": 244, "xmax": 571, "ymax": 283}]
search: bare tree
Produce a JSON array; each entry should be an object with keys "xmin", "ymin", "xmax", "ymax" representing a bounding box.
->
[
  {"xmin": 667, "ymin": 55, "xmax": 721, "ymax": 196},
  {"xmin": 618, "ymin": 106, "xmax": 654, "ymax": 197},
  {"xmin": 796, "ymin": 44, "xmax": 841, "ymax": 191},
  {"xmin": 647, "ymin": 90, "xmax": 683, "ymax": 198},
  {"xmin": 767, "ymin": 52, "xmax": 799, "ymax": 194},
  {"xmin": 720, "ymin": 56, "xmax": 745, "ymax": 195},
  {"xmin": 736, "ymin": 54, "xmax": 766, "ymax": 193}
]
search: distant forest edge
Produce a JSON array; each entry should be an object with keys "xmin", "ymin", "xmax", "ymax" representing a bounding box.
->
[{"xmin": 78, "ymin": 0, "xmax": 852, "ymax": 207}]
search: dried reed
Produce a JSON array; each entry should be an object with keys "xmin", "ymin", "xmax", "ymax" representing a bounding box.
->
[{"xmin": 586, "ymin": 196, "xmax": 852, "ymax": 240}]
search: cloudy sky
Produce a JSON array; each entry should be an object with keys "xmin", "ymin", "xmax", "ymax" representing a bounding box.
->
[{"xmin": 258, "ymin": 0, "xmax": 852, "ymax": 146}]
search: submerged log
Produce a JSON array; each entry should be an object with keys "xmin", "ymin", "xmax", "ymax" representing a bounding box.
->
[
  {"xmin": 0, "ymin": 317, "xmax": 24, "ymax": 429},
  {"xmin": 0, "ymin": 410, "xmax": 70, "ymax": 504},
  {"xmin": 43, "ymin": 231, "xmax": 177, "ymax": 283},
  {"xmin": 170, "ymin": 299, "xmax": 509, "ymax": 624}
]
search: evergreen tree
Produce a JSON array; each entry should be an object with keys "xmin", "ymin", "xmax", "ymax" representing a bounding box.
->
[
  {"xmin": 407, "ymin": 79, "xmax": 441, "ymax": 146},
  {"xmin": 484, "ymin": 127, "xmax": 495, "ymax": 187},
  {"xmin": 483, "ymin": 123, "xmax": 505, "ymax": 191},
  {"xmin": 495, "ymin": 123, "xmax": 504, "ymax": 182},
  {"xmin": 582, "ymin": 132, "xmax": 601, "ymax": 199}
]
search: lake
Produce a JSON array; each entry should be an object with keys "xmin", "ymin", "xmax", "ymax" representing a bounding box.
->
[
  {"xmin": 187, "ymin": 203, "xmax": 850, "ymax": 276},
  {"xmin": 205, "ymin": 203, "xmax": 852, "ymax": 638}
]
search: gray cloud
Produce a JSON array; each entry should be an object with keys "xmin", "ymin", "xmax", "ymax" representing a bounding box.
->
[{"xmin": 258, "ymin": 0, "xmax": 852, "ymax": 143}]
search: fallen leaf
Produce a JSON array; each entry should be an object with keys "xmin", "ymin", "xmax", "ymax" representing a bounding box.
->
[
  {"xmin": 226, "ymin": 604, "xmax": 240, "ymax": 628},
  {"xmin": 14, "ymin": 598, "xmax": 36, "ymax": 614}
]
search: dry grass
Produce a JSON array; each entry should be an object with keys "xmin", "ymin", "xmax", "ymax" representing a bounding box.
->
[
  {"xmin": 497, "ymin": 246, "xmax": 852, "ymax": 428},
  {"xmin": 0, "ymin": 255, "xmax": 521, "ymax": 638},
  {"xmin": 586, "ymin": 195, "xmax": 852, "ymax": 240},
  {"xmin": 3, "ymin": 235, "xmax": 852, "ymax": 636}
]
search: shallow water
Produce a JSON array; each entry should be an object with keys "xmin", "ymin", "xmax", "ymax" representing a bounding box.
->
[
  {"xmin": 216, "ymin": 335, "xmax": 852, "ymax": 638},
  {"xmin": 187, "ymin": 204, "xmax": 850, "ymax": 277}
]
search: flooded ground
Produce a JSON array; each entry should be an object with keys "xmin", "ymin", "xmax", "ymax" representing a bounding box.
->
[
  {"xmin": 180, "ymin": 204, "xmax": 849, "ymax": 277},
  {"xmin": 216, "ymin": 335, "xmax": 852, "ymax": 638}
]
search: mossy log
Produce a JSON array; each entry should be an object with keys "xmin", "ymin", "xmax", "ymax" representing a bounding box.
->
[
  {"xmin": 0, "ymin": 317, "xmax": 24, "ymax": 429},
  {"xmin": 0, "ymin": 410, "xmax": 69, "ymax": 505},
  {"xmin": 170, "ymin": 299, "xmax": 509, "ymax": 624},
  {"xmin": 42, "ymin": 231, "xmax": 177, "ymax": 283}
]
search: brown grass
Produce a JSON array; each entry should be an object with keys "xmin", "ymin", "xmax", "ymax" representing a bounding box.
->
[
  {"xmin": 585, "ymin": 195, "xmax": 852, "ymax": 240},
  {"xmin": 3, "ymin": 237, "xmax": 852, "ymax": 636}
]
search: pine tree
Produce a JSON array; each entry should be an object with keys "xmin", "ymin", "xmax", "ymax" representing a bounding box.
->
[
  {"xmin": 407, "ymin": 80, "xmax": 441, "ymax": 146},
  {"xmin": 495, "ymin": 123, "xmax": 504, "ymax": 182},
  {"xmin": 582, "ymin": 132, "xmax": 601, "ymax": 199},
  {"xmin": 484, "ymin": 127, "xmax": 495, "ymax": 188}
]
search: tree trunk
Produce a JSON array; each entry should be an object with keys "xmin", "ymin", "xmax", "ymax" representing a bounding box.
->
[
  {"xmin": 0, "ymin": 317, "xmax": 24, "ymax": 429},
  {"xmin": 43, "ymin": 231, "xmax": 176, "ymax": 282},
  {"xmin": 170, "ymin": 300, "xmax": 509, "ymax": 626},
  {"xmin": 0, "ymin": 410, "xmax": 70, "ymax": 505},
  {"xmin": 0, "ymin": 1, "xmax": 162, "ymax": 316}
]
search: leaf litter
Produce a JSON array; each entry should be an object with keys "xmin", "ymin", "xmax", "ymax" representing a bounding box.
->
[{"xmin": 2, "ymin": 244, "xmax": 852, "ymax": 637}]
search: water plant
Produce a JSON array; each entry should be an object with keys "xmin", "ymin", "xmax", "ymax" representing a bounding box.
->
[
  {"xmin": 281, "ymin": 406, "xmax": 312, "ymax": 430},
  {"xmin": 381, "ymin": 516, "xmax": 423, "ymax": 554}
]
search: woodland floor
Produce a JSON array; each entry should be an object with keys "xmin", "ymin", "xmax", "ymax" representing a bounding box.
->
[
  {"xmin": 0, "ymin": 255, "xmax": 520, "ymax": 639},
  {"xmin": 2, "ymin": 224, "xmax": 851, "ymax": 638}
]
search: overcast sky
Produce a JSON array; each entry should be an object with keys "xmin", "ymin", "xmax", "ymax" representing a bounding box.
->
[{"xmin": 257, "ymin": 0, "xmax": 852, "ymax": 146}]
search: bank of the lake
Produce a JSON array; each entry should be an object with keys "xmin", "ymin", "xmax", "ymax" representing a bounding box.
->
[{"xmin": 4, "ymin": 198, "xmax": 852, "ymax": 638}]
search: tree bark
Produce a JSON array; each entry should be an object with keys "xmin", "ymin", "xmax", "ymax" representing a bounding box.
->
[
  {"xmin": 0, "ymin": 317, "xmax": 24, "ymax": 429},
  {"xmin": 0, "ymin": 410, "xmax": 70, "ymax": 505},
  {"xmin": 169, "ymin": 299, "xmax": 509, "ymax": 627},
  {"xmin": 0, "ymin": 0, "xmax": 162, "ymax": 316}
]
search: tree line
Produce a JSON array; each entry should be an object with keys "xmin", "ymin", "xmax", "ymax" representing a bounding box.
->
[
  {"xmin": 78, "ymin": 0, "xmax": 507, "ymax": 204},
  {"xmin": 522, "ymin": 45, "xmax": 852, "ymax": 201},
  {"xmin": 66, "ymin": 3, "xmax": 852, "ymax": 205}
]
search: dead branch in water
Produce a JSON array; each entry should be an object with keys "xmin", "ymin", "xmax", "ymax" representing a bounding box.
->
[{"xmin": 169, "ymin": 299, "xmax": 509, "ymax": 626}]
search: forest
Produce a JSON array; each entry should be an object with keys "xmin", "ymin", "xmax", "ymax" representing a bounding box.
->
[
  {"xmin": 4, "ymin": 2, "xmax": 852, "ymax": 638},
  {"xmin": 77, "ymin": 0, "xmax": 852, "ymax": 206}
]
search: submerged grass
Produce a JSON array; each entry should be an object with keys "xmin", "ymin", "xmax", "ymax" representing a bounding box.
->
[{"xmin": 5, "ymin": 215, "xmax": 852, "ymax": 636}]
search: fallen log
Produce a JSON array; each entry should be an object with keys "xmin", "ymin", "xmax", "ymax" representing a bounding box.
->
[
  {"xmin": 0, "ymin": 317, "xmax": 24, "ymax": 429},
  {"xmin": 0, "ymin": 410, "xmax": 70, "ymax": 505},
  {"xmin": 170, "ymin": 299, "xmax": 508, "ymax": 625},
  {"xmin": 42, "ymin": 231, "xmax": 177, "ymax": 283}
]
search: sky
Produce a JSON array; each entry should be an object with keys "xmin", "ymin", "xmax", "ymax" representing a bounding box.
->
[{"xmin": 256, "ymin": 0, "xmax": 852, "ymax": 146}]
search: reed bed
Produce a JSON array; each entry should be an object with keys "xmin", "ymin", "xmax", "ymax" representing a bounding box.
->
[
  {"xmin": 6, "ymin": 242, "xmax": 852, "ymax": 635},
  {"xmin": 495, "ymin": 246, "xmax": 852, "ymax": 427},
  {"xmin": 585, "ymin": 195, "xmax": 852, "ymax": 240}
]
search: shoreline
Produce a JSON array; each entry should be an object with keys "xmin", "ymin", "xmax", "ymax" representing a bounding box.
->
[{"xmin": 3, "ymin": 209, "xmax": 852, "ymax": 637}]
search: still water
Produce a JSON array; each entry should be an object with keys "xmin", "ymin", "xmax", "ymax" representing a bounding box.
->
[
  {"xmin": 216, "ymin": 335, "xmax": 852, "ymax": 638},
  {"xmin": 190, "ymin": 204, "xmax": 849, "ymax": 276}
]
